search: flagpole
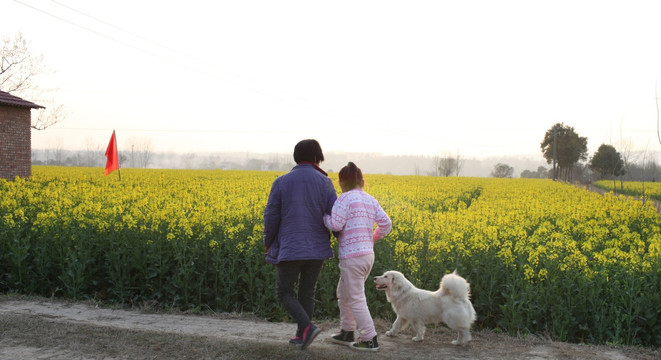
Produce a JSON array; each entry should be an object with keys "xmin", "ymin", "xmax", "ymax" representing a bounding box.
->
[{"xmin": 114, "ymin": 130, "xmax": 121, "ymax": 181}]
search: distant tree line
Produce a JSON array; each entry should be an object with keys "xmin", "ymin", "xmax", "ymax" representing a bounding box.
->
[
  {"xmin": 33, "ymin": 120, "xmax": 658, "ymax": 180},
  {"xmin": 520, "ymin": 166, "xmax": 549, "ymax": 179},
  {"xmin": 516, "ymin": 122, "xmax": 659, "ymax": 183},
  {"xmin": 520, "ymin": 161, "xmax": 659, "ymax": 183},
  {"xmin": 31, "ymin": 148, "xmax": 294, "ymax": 172},
  {"xmin": 432, "ymin": 122, "xmax": 659, "ymax": 181},
  {"xmin": 489, "ymin": 122, "xmax": 659, "ymax": 182}
]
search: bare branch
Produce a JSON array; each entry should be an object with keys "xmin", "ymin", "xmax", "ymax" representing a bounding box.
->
[
  {"xmin": 1, "ymin": 32, "xmax": 65, "ymax": 129},
  {"xmin": 32, "ymin": 101, "xmax": 65, "ymax": 130},
  {"xmin": 0, "ymin": 33, "xmax": 45, "ymax": 93}
]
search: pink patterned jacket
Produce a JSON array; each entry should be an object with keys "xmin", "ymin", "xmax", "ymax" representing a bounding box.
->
[{"xmin": 323, "ymin": 188, "xmax": 392, "ymax": 260}]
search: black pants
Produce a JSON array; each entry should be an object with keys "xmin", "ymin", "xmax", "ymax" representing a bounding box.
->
[{"xmin": 276, "ymin": 259, "xmax": 325, "ymax": 337}]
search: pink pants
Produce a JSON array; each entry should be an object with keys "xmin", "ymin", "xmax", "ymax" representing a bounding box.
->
[{"xmin": 337, "ymin": 253, "xmax": 377, "ymax": 341}]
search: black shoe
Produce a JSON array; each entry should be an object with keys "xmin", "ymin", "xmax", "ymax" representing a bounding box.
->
[
  {"xmin": 330, "ymin": 329, "xmax": 354, "ymax": 346},
  {"xmin": 301, "ymin": 324, "xmax": 321, "ymax": 350},
  {"xmin": 288, "ymin": 336, "xmax": 303, "ymax": 347},
  {"xmin": 351, "ymin": 335, "xmax": 379, "ymax": 352}
]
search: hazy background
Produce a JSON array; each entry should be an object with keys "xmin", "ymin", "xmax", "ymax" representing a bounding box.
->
[
  {"xmin": 31, "ymin": 147, "xmax": 552, "ymax": 177},
  {"xmin": 4, "ymin": 0, "xmax": 661, "ymax": 169}
]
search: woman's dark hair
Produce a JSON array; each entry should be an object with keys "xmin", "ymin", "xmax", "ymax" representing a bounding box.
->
[
  {"xmin": 339, "ymin": 162, "xmax": 363, "ymax": 190},
  {"xmin": 293, "ymin": 139, "xmax": 325, "ymax": 164}
]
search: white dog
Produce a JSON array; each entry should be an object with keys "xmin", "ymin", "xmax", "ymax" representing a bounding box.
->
[{"xmin": 374, "ymin": 270, "xmax": 476, "ymax": 345}]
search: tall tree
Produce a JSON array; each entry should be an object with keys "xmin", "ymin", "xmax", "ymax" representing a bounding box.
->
[
  {"xmin": 540, "ymin": 123, "xmax": 588, "ymax": 182},
  {"xmin": 0, "ymin": 32, "xmax": 65, "ymax": 129},
  {"xmin": 589, "ymin": 144, "xmax": 625, "ymax": 182}
]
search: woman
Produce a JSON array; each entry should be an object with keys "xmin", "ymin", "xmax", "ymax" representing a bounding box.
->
[{"xmin": 263, "ymin": 139, "xmax": 337, "ymax": 350}]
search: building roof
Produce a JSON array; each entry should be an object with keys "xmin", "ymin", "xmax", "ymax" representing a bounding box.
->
[{"xmin": 0, "ymin": 90, "xmax": 44, "ymax": 109}]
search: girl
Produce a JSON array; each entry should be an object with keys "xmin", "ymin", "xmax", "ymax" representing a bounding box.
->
[{"xmin": 323, "ymin": 162, "xmax": 392, "ymax": 352}]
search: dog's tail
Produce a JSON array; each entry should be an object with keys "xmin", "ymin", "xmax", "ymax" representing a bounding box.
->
[{"xmin": 439, "ymin": 270, "xmax": 471, "ymax": 302}]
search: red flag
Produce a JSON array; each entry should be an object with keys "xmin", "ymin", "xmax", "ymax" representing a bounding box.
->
[{"xmin": 104, "ymin": 130, "xmax": 119, "ymax": 175}]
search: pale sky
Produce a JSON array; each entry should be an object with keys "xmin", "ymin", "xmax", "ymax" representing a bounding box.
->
[{"xmin": 4, "ymin": 0, "xmax": 661, "ymax": 160}]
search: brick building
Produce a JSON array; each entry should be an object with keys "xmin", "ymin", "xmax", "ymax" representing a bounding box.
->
[{"xmin": 0, "ymin": 90, "xmax": 44, "ymax": 180}]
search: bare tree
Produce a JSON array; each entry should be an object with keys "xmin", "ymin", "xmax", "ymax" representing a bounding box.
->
[
  {"xmin": 0, "ymin": 33, "xmax": 42, "ymax": 93},
  {"xmin": 641, "ymin": 144, "xmax": 650, "ymax": 206},
  {"xmin": 43, "ymin": 147, "xmax": 51, "ymax": 165},
  {"xmin": 85, "ymin": 137, "xmax": 102, "ymax": 167},
  {"xmin": 266, "ymin": 153, "xmax": 291, "ymax": 171},
  {"xmin": 618, "ymin": 127, "xmax": 638, "ymax": 191},
  {"xmin": 440, "ymin": 157, "xmax": 456, "ymax": 176},
  {"xmin": 454, "ymin": 150, "xmax": 465, "ymax": 176},
  {"xmin": 433, "ymin": 152, "xmax": 458, "ymax": 177},
  {"xmin": 431, "ymin": 155, "xmax": 440, "ymax": 176},
  {"xmin": 30, "ymin": 93, "xmax": 66, "ymax": 130},
  {"xmin": 0, "ymin": 32, "xmax": 66, "ymax": 129},
  {"xmin": 127, "ymin": 136, "xmax": 154, "ymax": 169},
  {"xmin": 52, "ymin": 138, "xmax": 67, "ymax": 165},
  {"xmin": 649, "ymin": 154, "xmax": 658, "ymax": 181},
  {"xmin": 182, "ymin": 153, "xmax": 196, "ymax": 169}
]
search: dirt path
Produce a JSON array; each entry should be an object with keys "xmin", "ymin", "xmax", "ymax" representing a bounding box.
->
[{"xmin": 0, "ymin": 296, "xmax": 658, "ymax": 360}]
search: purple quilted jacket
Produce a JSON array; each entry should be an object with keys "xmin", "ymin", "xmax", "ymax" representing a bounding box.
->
[{"xmin": 263, "ymin": 163, "xmax": 337, "ymax": 264}]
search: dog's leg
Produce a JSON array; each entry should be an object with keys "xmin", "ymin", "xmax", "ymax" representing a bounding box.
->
[
  {"xmin": 452, "ymin": 328, "xmax": 472, "ymax": 345},
  {"xmin": 398, "ymin": 319, "xmax": 410, "ymax": 333},
  {"xmin": 411, "ymin": 320, "xmax": 426, "ymax": 342},
  {"xmin": 386, "ymin": 317, "xmax": 408, "ymax": 337}
]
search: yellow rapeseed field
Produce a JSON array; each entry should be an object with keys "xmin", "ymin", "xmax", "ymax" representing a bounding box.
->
[
  {"xmin": 1, "ymin": 166, "xmax": 659, "ymax": 346},
  {"xmin": 595, "ymin": 179, "xmax": 661, "ymax": 201}
]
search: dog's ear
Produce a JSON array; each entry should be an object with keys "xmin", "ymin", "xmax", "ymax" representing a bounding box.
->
[{"xmin": 390, "ymin": 273, "xmax": 400, "ymax": 291}]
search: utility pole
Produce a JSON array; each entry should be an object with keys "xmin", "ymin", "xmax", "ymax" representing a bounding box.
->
[
  {"xmin": 553, "ymin": 128, "xmax": 557, "ymax": 181},
  {"xmin": 654, "ymin": 81, "xmax": 661, "ymax": 144}
]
